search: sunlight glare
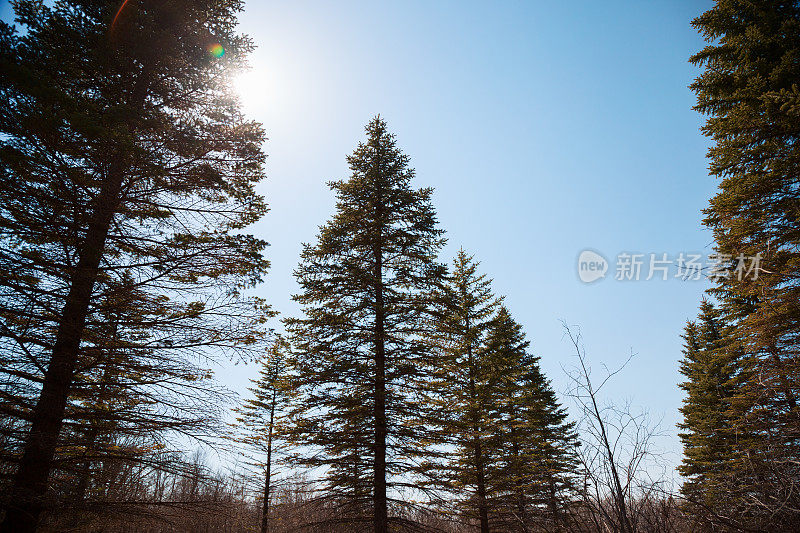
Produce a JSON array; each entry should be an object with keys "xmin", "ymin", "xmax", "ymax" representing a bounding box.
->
[{"xmin": 232, "ymin": 68, "xmax": 270, "ymax": 114}]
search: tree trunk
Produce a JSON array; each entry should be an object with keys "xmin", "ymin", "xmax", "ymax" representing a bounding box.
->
[
  {"xmin": 0, "ymin": 165, "xmax": 125, "ymax": 533},
  {"xmin": 261, "ymin": 388, "xmax": 277, "ymax": 533},
  {"xmin": 466, "ymin": 328, "xmax": 489, "ymax": 533},
  {"xmin": 548, "ymin": 479, "xmax": 560, "ymax": 528},
  {"xmin": 589, "ymin": 388, "xmax": 633, "ymax": 533},
  {"xmin": 511, "ymin": 432, "xmax": 528, "ymax": 533},
  {"xmin": 474, "ymin": 432, "xmax": 490, "ymax": 533},
  {"xmin": 0, "ymin": 59, "xmax": 153, "ymax": 532},
  {"xmin": 370, "ymin": 164, "xmax": 388, "ymax": 533},
  {"xmin": 72, "ymin": 318, "xmax": 118, "ymax": 515},
  {"xmin": 517, "ymin": 490, "xmax": 528, "ymax": 533},
  {"xmin": 373, "ymin": 231, "xmax": 388, "ymax": 533}
]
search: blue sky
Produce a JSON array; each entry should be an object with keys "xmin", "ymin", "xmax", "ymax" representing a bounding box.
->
[
  {"xmin": 0, "ymin": 0, "xmax": 716, "ymax": 465},
  {"xmin": 228, "ymin": 0, "xmax": 715, "ymax": 462}
]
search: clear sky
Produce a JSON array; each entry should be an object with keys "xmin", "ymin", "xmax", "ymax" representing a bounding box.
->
[
  {"xmin": 0, "ymin": 0, "xmax": 716, "ymax": 466},
  {"xmin": 229, "ymin": 0, "xmax": 716, "ymax": 465}
]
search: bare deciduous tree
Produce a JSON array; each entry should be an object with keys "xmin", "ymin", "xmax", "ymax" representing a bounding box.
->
[{"xmin": 562, "ymin": 323, "xmax": 685, "ymax": 533}]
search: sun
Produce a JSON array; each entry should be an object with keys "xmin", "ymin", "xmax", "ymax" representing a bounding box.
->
[{"xmin": 232, "ymin": 68, "xmax": 270, "ymax": 114}]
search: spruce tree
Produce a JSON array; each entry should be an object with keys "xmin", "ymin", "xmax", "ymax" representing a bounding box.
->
[
  {"xmin": 0, "ymin": 1, "xmax": 269, "ymax": 530},
  {"xmin": 677, "ymin": 300, "xmax": 741, "ymax": 527},
  {"xmin": 422, "ymin": 253, "xmax": 578, "ymax": 532},
  {"xmin": 236, "ymin": 336, "xmax": 291, "ymax": 533},
  {"xmin": 485, "ymin": 307, "xmax": 579, "ymax": 532},
  {"xmin": 689, "ymin": 1, "xmax": 800, "ymax": 527},
  {"xmin": 283, "ymin": 117, "xmax": 445, "ymax": 532},
  {"xmin": 423, "ymin": 250, "xmax": 500, "ymax": 533}
]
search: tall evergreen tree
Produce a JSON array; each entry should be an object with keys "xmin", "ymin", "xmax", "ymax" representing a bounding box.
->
[
  {"xmin": 423, "ymin": 250, "xmax": 500, "ymax": 533},
  {"xmin": 677, "ymin": 300, "xmax": 742, "ymax": 528},
  {"xmin": 422, "ymin": 253, "xmax": 578, "ymax": 532},
  {"xmin": 284, "ymin": 117, "xmax": 445, "ymax": 533},
  {"xmin": 0, "ymin": 1, "xmax": 269, "ymax": 531},
  {"xmin": 688, "ymin": 1, "xmax": 800, "ymax": 528},
  {"xmin": 485, "ymin": 307, "xmax": 579, "ymax": 532},
  {"xmin": 236, "ymin": 336, "xmax": 291, "ymax": 533}
]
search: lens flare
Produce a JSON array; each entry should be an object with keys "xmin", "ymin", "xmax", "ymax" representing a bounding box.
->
[
  {"xmin": 111, "ymin": 0, "xmax": 131, "ymax": 31},
  {"xmin": 208, "ymin": 43, "xmax": 225, "ymax": 58}
]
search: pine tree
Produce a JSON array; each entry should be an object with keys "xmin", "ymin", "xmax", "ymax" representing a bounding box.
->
[
  {"xmin": 283, "ymin": 117, "xmax": 445, "ymax": 532},
  {"xmin": 422, "ymin": 250, "xmax": 501, "ymax": 533},
  {"xmin": 0, "ymin": 1, "xmax": 270, "ymax": 530},
  {"xmin": 51, "ymin": 285, "xmax": 236, "ymax": 525},
  {"xmin": 422, "ymin": 253, "xmax": 578, "ymax": 532},
  {"xmin": 677, "ymin": 300, "xmax": 742, "ymax": 527},
  {"xmin": 485, "ymin": 307, "xmax": 579, "ymax": 532},
  {"xmin": 689, "ymin": 1, "xmax": 800, "ymax": 528},
  {"xmin": 236, "ymin": 336, "xmax": 291, "ymax": 533}
]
